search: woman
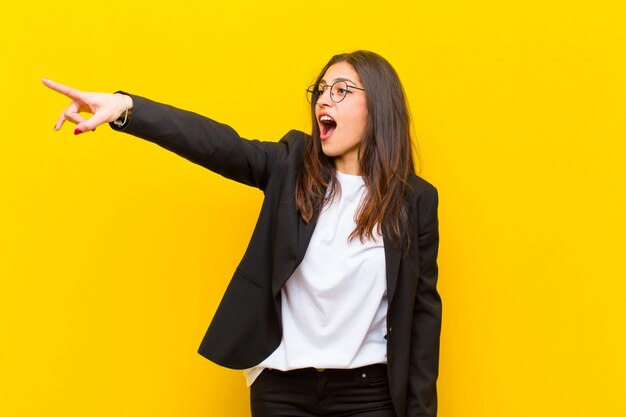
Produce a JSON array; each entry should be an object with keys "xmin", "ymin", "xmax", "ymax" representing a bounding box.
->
[{"xmin": 44, "ymin": 50, "xmax": 441, "ymax": 417}]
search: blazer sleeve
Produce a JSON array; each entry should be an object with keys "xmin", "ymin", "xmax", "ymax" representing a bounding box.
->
[
  {"xmin": 407, "ymin": 186, "xmax": 442, "ymax": 417},
  {"xmin": 110, "ymin": 93, "xmax": 290, "ymax": 190}
]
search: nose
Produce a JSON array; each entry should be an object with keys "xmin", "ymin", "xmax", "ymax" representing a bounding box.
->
[{"xmin": 316, "ymin": 86, "xmax": 333, "ymax": 107}]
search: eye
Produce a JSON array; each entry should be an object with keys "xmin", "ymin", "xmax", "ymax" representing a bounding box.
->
[{"xmin": 332, "ymin": 81, "xmax": 350, "ymax": 100}]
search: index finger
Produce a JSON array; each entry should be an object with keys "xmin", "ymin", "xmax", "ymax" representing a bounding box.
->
[{"xmin": 42, "ymin": 78, "xmax": 85, "ymax": 101}]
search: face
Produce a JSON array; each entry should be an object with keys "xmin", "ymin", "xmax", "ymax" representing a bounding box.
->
[{"xmin": 315, "ymin": 61, "xmax": 368, "ymax": 175}]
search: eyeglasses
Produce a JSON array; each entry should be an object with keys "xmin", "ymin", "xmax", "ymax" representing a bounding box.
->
[{"xmin": 306, "ymin": 81, "xmax": 366, "ymax": 104}]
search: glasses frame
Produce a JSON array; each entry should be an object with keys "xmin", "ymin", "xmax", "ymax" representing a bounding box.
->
[{"xmin": 306, "ymin": 81, "xmax": 366, "ymax": 104}]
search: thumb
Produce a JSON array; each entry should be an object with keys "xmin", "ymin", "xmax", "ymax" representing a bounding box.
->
[{"xmin": 74, "ymin": 112, "xmax": 110, "ymax": 134}]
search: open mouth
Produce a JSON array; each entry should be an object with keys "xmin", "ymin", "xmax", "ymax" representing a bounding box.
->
[{"xmin": 319, "ymin": 115, "xmax": 337, "ymax": 140}]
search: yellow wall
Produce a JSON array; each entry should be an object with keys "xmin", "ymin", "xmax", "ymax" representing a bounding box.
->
[{"xmin": 1, "ymin": 1, "xmax": 625, "ymax": 416}]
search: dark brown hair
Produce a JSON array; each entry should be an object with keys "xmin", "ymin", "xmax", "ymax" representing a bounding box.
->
[{"xmin": 295, "ymin": 50, "xmax": 416, "ymax": 250}]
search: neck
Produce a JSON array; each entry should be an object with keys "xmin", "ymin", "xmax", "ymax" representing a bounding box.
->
[{"xmin": 334, "ymin": 158, "xmax": 360, "ymax": 176}]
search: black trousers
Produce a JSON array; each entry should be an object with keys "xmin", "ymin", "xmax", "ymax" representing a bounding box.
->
[{"xmin": 250, "ymin": 364, "xmax": 397, "ymax": 417}]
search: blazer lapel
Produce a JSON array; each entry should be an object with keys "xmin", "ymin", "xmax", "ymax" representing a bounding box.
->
[
  {"xmin": 384, "ymin": 197, "xmax": 410, "ymax": 304},
  {"xmin": 272, "ymin": 214, "xmax": 318, "ymax": 297},
  {"xmin": 296, "ymin": 215, "xmax": 317, "ymax": 266},
  {"xmin": 383, "ymin": 235, "xmax": 402, "ymax": 304}
]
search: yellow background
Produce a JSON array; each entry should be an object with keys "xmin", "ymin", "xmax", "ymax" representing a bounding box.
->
[{"xmin": 1, "ymin": 0, "xmax": 625, "ymax": 416}]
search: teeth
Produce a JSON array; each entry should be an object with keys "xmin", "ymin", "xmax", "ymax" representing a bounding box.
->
[{"xmin": 320, "ymin": 115, "xmax": 334, "ymax": 122}]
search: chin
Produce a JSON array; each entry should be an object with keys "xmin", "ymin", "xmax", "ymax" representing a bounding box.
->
[{"xmin": 320, "ymin": 144, "xmax": 339, "ymax": 158}]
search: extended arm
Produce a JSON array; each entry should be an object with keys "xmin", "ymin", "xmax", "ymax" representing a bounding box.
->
[
  {"xmin": 111, "ymin": 94, "xmax": 287, "ymax": 189},
  {"xmin": 43, "ymin": 79, "xmax": 289, "ymax": 189}
]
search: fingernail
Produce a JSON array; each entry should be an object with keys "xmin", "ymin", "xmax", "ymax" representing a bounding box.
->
[{"xmin": 74, "ymin": 128, "xmax": 82, "ymax": 135}]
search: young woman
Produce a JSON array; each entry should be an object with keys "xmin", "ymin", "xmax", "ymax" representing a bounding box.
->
[{"xmin": 44, "ymin": 50, "xmax": 441, "ymax": 417}]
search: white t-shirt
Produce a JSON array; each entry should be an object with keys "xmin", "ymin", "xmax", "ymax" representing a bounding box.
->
[{"xmin": 244, "ymin": 171, "xmax": 388, "ymax": 386}]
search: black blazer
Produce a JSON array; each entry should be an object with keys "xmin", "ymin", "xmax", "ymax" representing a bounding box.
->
[{"xmin": 114, "ymin": 94, "xmax": 442, "ymax": 417}]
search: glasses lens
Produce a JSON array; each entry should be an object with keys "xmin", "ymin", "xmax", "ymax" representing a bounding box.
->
[
  {"xmin": 306, "ymin": 86, "xmax": 314, "ymax": 104},
  {"xmin": 306, "ymin": 84, "xmax": 321, "ymax": 104},
  {"xmin": 331, "ymin": 81, "xmax": 349, "ymax": 103}
]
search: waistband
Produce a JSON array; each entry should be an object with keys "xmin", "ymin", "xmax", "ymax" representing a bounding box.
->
[{"xmin": 265, "ymin": 363, "xmax": 387, "ymax": 378}]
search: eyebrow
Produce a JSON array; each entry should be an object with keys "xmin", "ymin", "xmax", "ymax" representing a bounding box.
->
[{"xmin": 320, "ymin": 77, "xmax": 358, "ymax": 85}]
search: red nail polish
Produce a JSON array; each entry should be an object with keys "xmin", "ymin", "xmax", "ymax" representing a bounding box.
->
[{"xmin": 74, "ymin": 128, "xmax": 82, "ymax": 135}]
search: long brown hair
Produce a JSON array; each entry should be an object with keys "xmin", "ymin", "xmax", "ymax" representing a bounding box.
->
[{"xmin": 295, "ymin": 50, "xmax": 416, "ymax": 250}]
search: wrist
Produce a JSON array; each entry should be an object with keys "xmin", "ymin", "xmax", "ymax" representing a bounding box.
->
[{"xmin": 113, "ymin": 94, "xmax": 133, "ymax": 128}]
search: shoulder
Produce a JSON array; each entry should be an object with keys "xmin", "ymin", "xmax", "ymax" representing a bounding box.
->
[
  {"xmin": 279, "ymin": 129, "xmax": 310, "ymax": 149},
  {"xmin": 407, "ymin": 174, "xmax": 438, "ymax": 203},
  {"xmin": 272, "ymin": 129, "xmax": 310, "ymax": 164},
  {"xmin": 406, "ymin": 174, "xmax": 439, "ymax": 228}
]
